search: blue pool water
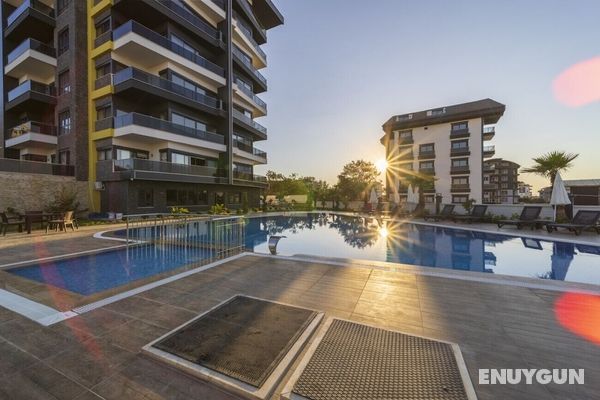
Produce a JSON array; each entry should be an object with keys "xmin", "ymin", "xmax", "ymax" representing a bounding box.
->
[
  {"xmin": 7, "ymin": 213, "xmax": 600, "ymax": 294},
  {"xmin": 245, "ymin": 213, "xmax": 600, "ymax": 285},
  {"xmin": 8, "ymin": 245, "xmax": 213, "ymax": 295}
]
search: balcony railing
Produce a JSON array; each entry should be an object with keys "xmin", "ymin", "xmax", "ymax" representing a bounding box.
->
[
  {"xmin": 419, "ymin": 167, "xmax": 435, "ymax": 175},
  {"xmin": 7, "ymin": 80, "xmax": 55, "ymax": 102},
  {"xmin": 450, "ymin": 147, "xmax": 470, "ymax": 156},
  {"xmin": 232, "ymin": 45, "xmax": 267, "ymax": 87},
  {"xmin": 233, "ymin": 109, "xmax": 267, "ymax": 135},
  {"xmin": 210, "ymin": 0, "xmax": 225, "ymax": 9},
  {"xmin": 235, "ymin": 79, "xmax": 266, "ymax": 109},
  {"xmin": 7, "ymin": 121, "xmax": 56, "ymax": 138},
  {"xmin": 112, "ymin": 21, "xmax": 225, "ymax": 77},
  {"xmin": 397, "ymin": 151, "xmax": 414, "ymax": 160},
  {"xmin": 235, "ymin": 0, "xmax": 267, "ymax": 38},
  {"xmin": 6, "ymin": 38, "xmax": 56, "ymax": 65},
  {"xmin": 154, "ymin": 0, "xmax": 222, "ymax": 41},
  {"xmin": 0, "ymin": 158, "xmax": 74, "ymax": 176},
  {"xmin": 450, "ymin": 165, "xmax": 470, "ymax": 174},
  {"xmin": 233, "ymin": 11, "xmax": 267, "ymax": 61},
  {"xmin": 484, "ymin": 145, "xmax": 496, "ymax": 153},
  {"xmin": 233, "ymin": 139, "xmax": 267, "ymax": 159},
  {"xmin": 94, "ymin": 73, "xmax": 113, "ymax": 90},
  {"xmin": 6, "ymin": 0, "xmax": 54, "ymax": 28},
  {"xmin": 233, "ymin": 170, "xmax": 267, "ymax": 183},
  {"xmin": 451, "ymin": 184, "xmax": 471, "ymax": 192},
  {"xmin": 418, "ymin": 151, "xmax": 435, "ymax": 160},
  {"xmin": 110, "ymin": 112, "xmax": 225, "ymax": 144},
  {"xmin": 450, "ymin": 128, "xmax": 470, "ymax": 138},
  {"xmin": 113, "ymin": 67, "xmax": 223, "ymax": 110},
  {"xmin": 113, "ymin": 158, "xmax": 218, "ymax": 179}
]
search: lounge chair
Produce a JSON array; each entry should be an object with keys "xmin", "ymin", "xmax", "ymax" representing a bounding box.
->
[
  {"xmin": 497, "ymin": 206, "xmax": 543, "ymax": 230},
  {"xmin": 452, "ymin": 205, "xmax": 488, "ymax": 224},
  {"xmin": 544, "ymin": 210, "xmax": 600, "ymax": 236},
  {"xmin": 1, "ymin": 212, "xmax": 24, "ymax": 236},
  {"xmin": 46, "ymin": 211, "xmax": 77, "ymax": 233},
  {"xmin": 424, "ymin": 204, "xmax": 455, "ymax": 221}
]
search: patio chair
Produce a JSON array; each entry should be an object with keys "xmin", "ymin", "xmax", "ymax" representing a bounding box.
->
[
  {"xmin": 452, "ymin": 205, "xmax": 488, "ymax": 224},
  {"xmin": 424, "ymin": 204, "xmax": 455, "ymax": 222},
  {"xmin": 1, "ymin": 212, "xmax": 24, "ymax": 236},
  {"xmin": 497, "ymin": 206, "xmax": 543, "ymax": 230},
  {"xmin": 46, "ymin": 211, "xmax": 77, "ymax": 233},
  {"xmin": 544, "ymin": 210, "xmax": 600, "ymax": 236}
]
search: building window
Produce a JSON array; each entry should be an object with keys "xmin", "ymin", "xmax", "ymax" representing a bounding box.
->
[
  {"xmin": 451, "ymin": 140, "xmax": 468, "ymax": 149},
  {"xmin": 400, "ymin": 162, "xmax": 413, "ymax": 171},
  {"xmin": 58, "ymin": 28, "xmax": 69, "ymax": 56},
  {"xmin": 451, "ymin": 121, "xmax": 468, "ymax": 131},
  {"xmin": 98, "ymin": 148, "xmax": 112, "ymax": 161},
  {"xmin": 95, "ymin": 17, "xmax": 111, "ymax": 37},
  {"xmin": 396, "ymin": 130, "xmax": 412, "ymax": 139},
  {"xmin": 171, "ymin": 112, "xmax": 207, "ymax": 133},
  {"xmin": 58, "ymin": 150, "xmax": 70, "ymax": 165},
  {"xmin": 452, "ymin": 177, "xmax": 469, "ymax": 185},
  {"xmin": 228, "ymin": 192, "xmax": 242, "ymax": 205},
  {"xmin": 419, "ymin": 143, "xmax": 434, "ymax": 153},
  {"xmin": 58, "ymin": 110, "xmax": 71, "ymax": 135},
  {"xmin": 96, "ymin": 63, "xmax": 111, "ymax": 78},
  {"xmin": 452, "ymin": 158, "xmax": 469, "ymax": 167},
  {"xmin": 452, "ymin": 195, "xmax": 469, "ymax": 204},
  {"xmin": 138, "ymin": 189, "xmax": 154, "ymax": 207},
  {"xmin": 96, "ymin": 105, "xmax": 111, "ymax": 120},
  {"xmin": 58, "ymin": 70, "xmax": 70, "ymax": 94},
  {"xmin": 427, "ymin": 108, "xmax": 446, "ymax": 116},
  {"xmin": 57, "ymin": 0, "xmax": 70, "ymax": 15},
  {"xmin": 419, "ymin": 161, "xmax": 434, "ymax": 170}
]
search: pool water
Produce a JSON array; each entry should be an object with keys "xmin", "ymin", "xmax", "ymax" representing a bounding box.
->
[
  {"xmin": 245, "ymin": 213, "xmax": 600, "ymax": 285},
  {"xmin": 8, "ymin": 244, "xmax": 213, "ymax": 295}
]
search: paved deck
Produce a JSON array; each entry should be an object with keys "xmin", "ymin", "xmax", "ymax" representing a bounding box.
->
[{"xmin": 0, "ymin": 254, "xmax": 599, "ymax": 399}]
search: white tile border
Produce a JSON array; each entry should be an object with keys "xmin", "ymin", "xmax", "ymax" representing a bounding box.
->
[
  {"xmin": 280, "ymin": 317, "xmax": 478, "ymax": 400},
  {"xmin": 142, "ymin": 294, "xmax": 324, "ymax": 400}
]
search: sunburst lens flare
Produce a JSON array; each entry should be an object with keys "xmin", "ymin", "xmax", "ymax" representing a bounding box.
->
[{"xmin": 375, "ymin": 159, "xmax": 388, "ymax": 173}]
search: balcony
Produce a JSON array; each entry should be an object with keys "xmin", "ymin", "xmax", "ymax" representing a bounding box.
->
[
  {"xmin": 5, "ymin": 38, "xmax": 56, "ymax": 82},
  {"xmin": 450, "ymin": 165, "xmax": 470, "ymax": 175},
  {"xmin": 234, "ymin": 0, "xmax": 267, "ymax": 43},
  {"xmin": 233, "ymin": 171, "xmax": 268, "ymax": 187},
  {"xmin": 233, "ymin": 139, "xmax": 267, "ymax": 164},
  {"xmin": 484, "ymin": 183, "xmax": 499, "ymax": 191},
  {"xmin": 450, "ymin": 128, "xmax": 470, "ymax": 139},
  {"xmin": 450, "ymin": 147, "xmax": 470, "ymax": 157},
  {"xmin": 233, "ymin": 11, "xmax": 267, "ymax": 68},
  {"xmin": 0, "ymin": 158, "xmax": 73, "ymax": 176},
  {"xmin": 179, "ymin": 0, "xmax": 226, "ymax": 25},
  {"xmin": 4, "ymin": 0, "xmax": 55, "ymax": 42},
  {"xmin": 233, "ymin": 45, "xmax": 267, "ymax": 92},
  {"xmin": 419, "ymin": 167, "xmax": 435, "ymax": 175},
  {"xmin": 5, "ymin": 121, "xmax": 56, "ymax": 149},
  {"xmin": 483, "ymin": 126, "xmax": 495, "ymax": 141},
  {"xmin": 233, "ymin": 109, "xmax": 267, "ymax": 139},
  {"xmin": 102, "ymin": 113, "xmax": 226, "ymax": 152},
  {"xmin": 450, "ymin": 184, "xmax": 471, "ymax": 193},
  {"xmin": 111, "ymin": 21, "xmax": 225, "ymax": 86},
  {"xmin": 5, "ymin": 80, "xmax": 56, "ymax": 111},
  {"xmin": 234, "ymin": 79, "xmax": 267, "ymax": 117},
  {"xmin": 252, "ymin": 0, "xmax": 284, "ymax": 30},
  {"xmin": 98, "ymin": 158, "xmax": 220, "ymax": 184},
  {"xmin": 483, "ymin": 145, "xmax": 496, "ymax": 158},
  {"xmin": 396, "ymin": 136, "xmax": 413, "ymax": 145},
  {"xmin": 418, "ymin": 150, "xmax": 435, "ymax": 160},
  {"xmin": 111, "ymin": 67, "xmax": 224, "ymax": 115},
  {"xmin": 396, "ymin": 151, "xmax": 414, "ymax": 161}
]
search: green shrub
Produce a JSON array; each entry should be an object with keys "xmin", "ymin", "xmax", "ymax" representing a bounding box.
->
[
  {"xmin": 170, "ymin": 207, "xmax": 190, "ymax": 214},
  {"xmin": 46, "ymin": 185, "xmax": 80, "ymax": 214},
  {"xmin": 209, "ymin": 204, "xmax": 230, "ymax": 215}
]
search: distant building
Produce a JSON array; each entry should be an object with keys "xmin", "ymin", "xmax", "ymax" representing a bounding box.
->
[
  {"xmin": 483, "ymin": 159, "xmax": 520, "ymax": 204},
  {"xmin": 540, "ymin": 179, "xmax": 600, "ymax": 205},
  {"xmin": 517, "ymin": 181, "xmax": 533, "ymax": 199},
  {"xmin": 381, "ymin": 99, "xmax": 505, "ymax": 205}
]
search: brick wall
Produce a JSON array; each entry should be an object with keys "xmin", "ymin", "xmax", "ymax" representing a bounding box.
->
[{"xmin": 0, "ymin": 172, "xmax": 88, "ymax": 212}]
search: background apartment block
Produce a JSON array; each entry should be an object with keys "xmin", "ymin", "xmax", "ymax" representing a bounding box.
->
[
  {"xmin": 483, "ymin": 158, "xmax": 520, "ymax": 204},
  {"xmin": 381, "ymin": 99, "xmax": 505, "ymax": 205},
  {"xmin": 0, "ymin": 0, "xmax": 282, "ymax": 213}
]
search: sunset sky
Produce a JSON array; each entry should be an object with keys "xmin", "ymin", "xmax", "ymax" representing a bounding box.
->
[{"xmin": 256, "ymin": 0, "xmax": 600, "ymax": 192}]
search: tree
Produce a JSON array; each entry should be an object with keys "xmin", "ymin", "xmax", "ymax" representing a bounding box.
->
[
  {"xmin": 522, "ymin": 151, "xmax": 579, "ymax": 187},
  {"xmin": 302, "ymin": 177, "xmax": 330, "ymax": 208},
  {"xmin": 336, "ymin": 160, "xmax": 380, "ymax": 208},
  {"xmin": 402, "ymin": 172, "xmax": 436, "ymax": 214},
  {"xmin": 266, "ymin": 171, "xmax": 309, "ymax": 200}
]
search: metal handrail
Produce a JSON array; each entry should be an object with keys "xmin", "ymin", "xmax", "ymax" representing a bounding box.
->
[
  {"xmin": 235, "ymin": 78, "xmax": 267, "ymax": 109},
  {"xmin": 6, "ymin": 38, "xmax": 56, "ymax": 64},
  {"xmin": 232, "ymin": 109, "xmax": 267, "ymax": 134},
  {"xmin": 7, "ymin": 0, "xmax": 54, "ymax": 27},
  {"xmin": 232, "ymin": 45, "xmax": 267, "ymax": 86},
  {"xmin": 7, "ymin": 80, "xmax": 55, "ymax": 102}
]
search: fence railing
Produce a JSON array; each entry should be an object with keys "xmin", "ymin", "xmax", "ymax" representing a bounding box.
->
[{"xmin": 124, "ymin": 214, "xmax": 246, "ymax": 262}]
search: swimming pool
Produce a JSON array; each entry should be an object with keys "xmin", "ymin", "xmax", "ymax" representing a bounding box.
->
[
  {"xmin": 245, "ymin": 213, "xmax": 600, "ymax": 285},
  {"xmin": 7, "ymin": 245, "xmax": 213, "ymax": 295}
]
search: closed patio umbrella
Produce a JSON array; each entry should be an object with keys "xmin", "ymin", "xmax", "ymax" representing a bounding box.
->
[
  {"xmin": 369, "ymin": 188, "xmax": 378, "ymax": 204},
  {"xmin": 393, "ymin": 190, "xmax": 401, "ymax": 205},
  {"xmin": 550, "ymin": 172, "xmax": 571, "ymax": 222}
]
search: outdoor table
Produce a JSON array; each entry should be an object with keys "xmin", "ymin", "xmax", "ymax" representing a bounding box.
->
[{"xmin": 24, "ymin": 213, "xmax": 57, "ymax": 234}]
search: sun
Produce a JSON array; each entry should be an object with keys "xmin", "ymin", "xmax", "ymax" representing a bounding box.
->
[{"xmin": 375, "ymin": 159, "xmax": 388, "ymax": 173}]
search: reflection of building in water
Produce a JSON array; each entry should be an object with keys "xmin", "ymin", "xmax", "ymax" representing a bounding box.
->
[
  {"xmin": 384, "ymin": 224, "xmax": 508, "ymax": 272},
  {"xmin": 244, "ymin": 213, "xmax": 325, "ymax": 249}
]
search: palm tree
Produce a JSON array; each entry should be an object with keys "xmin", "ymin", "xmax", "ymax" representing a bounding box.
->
[{"xmin": 522, "ymin": 151, "xmax": 579, "ymax": 187}]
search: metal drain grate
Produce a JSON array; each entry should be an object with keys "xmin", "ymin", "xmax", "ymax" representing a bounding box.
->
[
  {"xmin": 292, "ymin": 319, "xmax": 471, "ymax": 400},
  {"xmin": 152, "ymin": 295, "xmax": 318, "ymax": 388}
]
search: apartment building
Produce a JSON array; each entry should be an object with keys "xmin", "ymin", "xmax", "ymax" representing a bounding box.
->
[
  {"xmin": 517, "ymin": 181, "xmax": 532, "ymax": 199},
  {"xmin": 0, "ymin": 0, "xmax": 282, "ymax": 213},
  {"xmin": 482, "ymin": 158, "xmax": 520, "ymax": 204},
  {"xmin": 381, "ymin": 99, "xmax": 505, "ymax": 205}
]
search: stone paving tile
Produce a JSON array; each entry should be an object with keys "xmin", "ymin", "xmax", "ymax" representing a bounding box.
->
[
  {"xmin": 68, "ymin": 309, "xmax": 132, "ymax": 338},
  {"xmin": 98, "ymin": 319, "xmax": 169, "ymax": 354},
  {"xmin": 0, "ymin": 338, "xmax": 39, "ymax": 379},
  {"xmin": 0, "ymin": 317, "xmax": 76, "ymax": 360}
]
